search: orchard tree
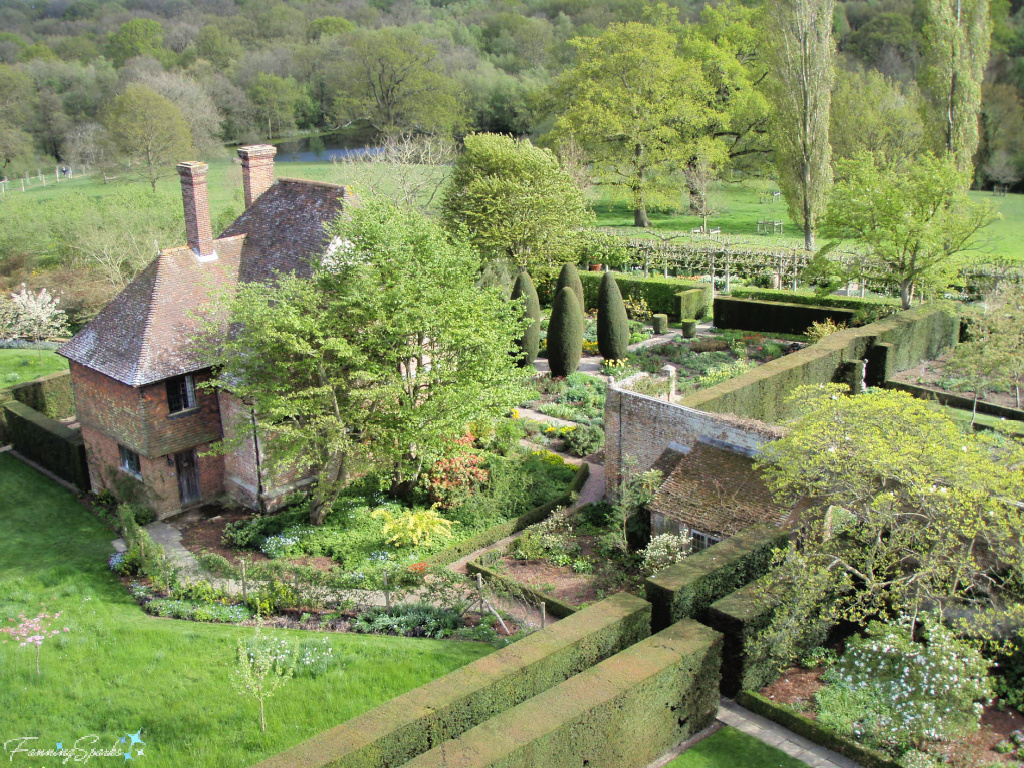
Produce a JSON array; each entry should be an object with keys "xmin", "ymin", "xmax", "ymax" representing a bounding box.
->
[
  {"xmin": 756, "ymin": 385, "xmax": 1024, "ymax": 631},
  {"xmin": 206, "ymin": 200, "xmax": 528, "ymax": 521},
  {"xmin": 820, "ymin": 152, "xmax": 996, "ymax": 308},
  {"xmin": 550, "ymin": 21, "xmax": 717, "ymax": 228},
  {"xmin": 441, "ymin": 134, "xmax": 592, "ymax": 273},
  {"xmin": 764, "ymin": 0, "xmax": 835, "ymax": 250},
  {"xmin": 103, "ymin": 84, "xmax": 192, "ymax": 191},
  {"xmin": 919, "ymin": 0, "xmax": 990, "ymax": 176}
]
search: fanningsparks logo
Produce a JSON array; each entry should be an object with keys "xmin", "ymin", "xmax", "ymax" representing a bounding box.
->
[{"xmin": 3, "ymin": 731, "xmax": 146, "ymax": 763}]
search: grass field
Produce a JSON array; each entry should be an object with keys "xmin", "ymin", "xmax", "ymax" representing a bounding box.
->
[
  {"xmin": 0, "ymin": 453, "xmax": 491, "ymax": 767},
  {"xmin": 665, "ymin": 726, "xmax": 808, "ymax": 768},
  {"xmin": 0, "ymin": 349, "xmax": 68, "ymax": 387}
]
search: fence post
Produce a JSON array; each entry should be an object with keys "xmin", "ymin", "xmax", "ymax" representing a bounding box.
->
[
  {"xmin": 241, "ymin": 560, "xmax": 247, "ymax": 603},
  {"xmin": 541, "ymin": 601, "xmax": 547, "ymax": 629},
  {"xmin": 383, "ymin": 569, "xmax": 390, "ymax": 609}
]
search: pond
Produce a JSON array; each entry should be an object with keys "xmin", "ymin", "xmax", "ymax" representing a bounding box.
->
[{"xmin": 272, "ymin": 130, "xmax": 382, "ymax": 163}]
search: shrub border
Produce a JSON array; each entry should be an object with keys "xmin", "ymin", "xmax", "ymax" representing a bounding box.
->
[
  {"xmin": 736, "ymin": 691, "xmax": 901, "ymax": 768},
  {"xmin": 423, "ymin": 463, "xmax": 589, "ymax": 568}
]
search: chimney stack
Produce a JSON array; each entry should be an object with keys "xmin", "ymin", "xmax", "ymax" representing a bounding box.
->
[
  {"xmin": 238, "ymin": 144, "xmax": 277, "ymax": 208},
  {"xmin": 176, "ymin": 161, "xmax": 215, "ymax": 261}
]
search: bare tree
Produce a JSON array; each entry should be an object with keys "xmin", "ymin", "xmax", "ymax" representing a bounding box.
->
[
  {"xmin": 684, "ymin": 155, "xmax": 726, "ymax": 233},
  {"xmin": 764, "ymin": 0, "xmax": 836, "ymax": 251}
]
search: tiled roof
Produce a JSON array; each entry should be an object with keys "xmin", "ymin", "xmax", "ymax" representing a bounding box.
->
[
  {"xmin": 59, "ymin": 179, "xmax": 347, "ymax": 386},
  {"xmin": 648, "ymin": 442, "xmax": 795, "ymax": 539}
]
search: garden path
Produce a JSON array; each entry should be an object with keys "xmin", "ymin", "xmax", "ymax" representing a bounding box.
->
[{"xmin": 645, "ymin": 699, "xmax": 858, "ymax": 768}]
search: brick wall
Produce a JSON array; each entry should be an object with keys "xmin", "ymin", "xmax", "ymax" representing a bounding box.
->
[
  {"xmin": 605, "ymin": 379, "xmax": 775, "ymax": 496},
  {"xmin": 71, "ymin": 362, "xmax": 147, "ymax": 453},
  {"xmin": 141, "ymin": 369, "xmax": 223, "ymax": 457}
]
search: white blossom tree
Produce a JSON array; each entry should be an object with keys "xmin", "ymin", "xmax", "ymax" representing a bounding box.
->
[{"xmin": 10, "ymin": 285, "xmax": 70, "ymax": 342}]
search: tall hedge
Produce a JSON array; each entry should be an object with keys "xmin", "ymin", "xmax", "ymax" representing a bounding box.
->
[
  {"xmin": 713, "ymin": 297, "xmax": 857, "ymax": 335},
  {"xmin": 578, "ymin": 272, "xmax": 707, "ymax": 317},
  {"xmin": 555, "ymin": 262, "xmax": 584, "ymax": 315},
  {"xmin": 597, "ymin": 271, "xmax": 629, "ymax": 361},
  {"xmin": 252, "ymin": 593, "xmax": 652, "ymax": 768},
  {"xmin": 3, "ymin": 401, "xmax": 90, "ymax": 490},
  {"xmin": 511, "ymin": 271, "xmax": 541, "ymax": 366},
  {"xmin": 547, "ymin": 287, "xmax": 583, "ymax": 377},
  {"xmin": 403, "ymin": 619, "xmax": 722, "ymax": 768},
  {"xmin": 10, "ymin": 370, "xmax": 76, "ymax": 420}
]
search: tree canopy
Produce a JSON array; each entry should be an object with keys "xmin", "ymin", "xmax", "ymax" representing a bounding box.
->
[{"xmin": 102, "ymin": 83, "xmax": 192, "ymax": 190}]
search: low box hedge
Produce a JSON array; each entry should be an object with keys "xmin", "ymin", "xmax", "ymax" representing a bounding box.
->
[
  {"xmin": 252, "ymin": 592, "xmax": 652, "ymax": 768},
  {"xmin": 713, "ymin": 297, "xmax": 857, "ymax": 336},
  {"xmin": 578, "ymin": 271, "xmax": 706, "ymax": 317},
  {"xmin": 681, "ymin": 304, "xmax": 960, "ymax": 422},
  {"xmin": 736, "ymin": 691, "xmax": 901, "ymax": 768},
  {"xmin": 423, "ymin": 463, "xmax": 589, "ymax": 568},
  {"xmin": 465, "ymin": 561, "xmax": 577, "ymax": 618},
  {"xmin": 3, "ymin": 400, "xmax": 89, "ymax": 490},
  {"xmin": 645, "ymin": 524, "xmax": 789, "ymax": 631},
  {"xmin": 403, "ymin": 619, "xmax": 722, "ymax": 768}
]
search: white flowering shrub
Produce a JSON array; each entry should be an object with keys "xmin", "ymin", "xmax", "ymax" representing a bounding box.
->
[
  {"xmin": 9, "ymin": 285, "xmax": 69, "ymax": 342},
  {"xmin": 640, "ymin": 533, "xmax": 692, "ymax": 575},
  {"xmin": 817, "ymin": 615, "xmax": 992, "ymax": 756}
]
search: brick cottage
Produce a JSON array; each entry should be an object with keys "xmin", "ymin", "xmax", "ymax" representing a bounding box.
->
[{"xmin": 59, "ymin": 146, "xmax": 352, "ymax": 519}]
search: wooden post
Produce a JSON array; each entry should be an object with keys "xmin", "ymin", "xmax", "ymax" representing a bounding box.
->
[
  {"xmin": 541, "ymin": 601, "xmax": 547, "ymax": 629},
  {"xmin": 383, "ymin": 570, "xmax": 390, "ymax": 609},
  {"xmin": 241, "ymin": 560, "xmax": 248, "ymax": 603},
  {"xmin": 21, "ymin": 178, "xmax": 25, "ymax": 192},
  {"xmin": 476, "ymin": 572, "xmax": 484, "ymax": 614}
]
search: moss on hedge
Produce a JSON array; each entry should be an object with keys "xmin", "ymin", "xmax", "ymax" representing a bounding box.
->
[
  {"xmin": 252, "ymin": 592, "xmax": 652, "ymax": 768},
  {"xmin": 645, "ymin": 525, "xmax": 789, "ymax": 631},
  {"xmin": 403, "ymin": 619, "xmax": 722, "ymax": 768}
]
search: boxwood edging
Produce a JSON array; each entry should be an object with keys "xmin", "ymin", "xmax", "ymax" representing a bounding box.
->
[
  {"xmin": 423, "ymin": 463, "xmax": 589, "ymax": 568},
  {"xmin": 465, "ymin": 560, "xmax": 577, "ymax": 618},
  {"xmin": 736, "ymin": 691, "xmax": 901, "ymax": 768},
  {"xmin": 251, "ymin": 592, "xmax": 651, "ymax": 768}
]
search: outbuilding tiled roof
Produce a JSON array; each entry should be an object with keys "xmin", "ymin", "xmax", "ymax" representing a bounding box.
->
[
  {"xmin": 648, "ymin": 442, "xmax": 796, "ymax": 539},
  {"xmin": 59, "ymin": 179, "xmax": 347, "ymax": 386}
]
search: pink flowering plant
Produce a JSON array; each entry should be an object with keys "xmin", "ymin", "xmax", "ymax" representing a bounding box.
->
[{"xmin": 1, "ymin": 605, "xmax": 70, "ymax": 675}]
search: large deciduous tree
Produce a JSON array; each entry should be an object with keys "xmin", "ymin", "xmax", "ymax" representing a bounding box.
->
[
  {"xmin": 550, "ymin": 22, "xmax": 717, "ymax": 228},
  {"xmin": 207, "ymin": 200, "xmax": 528, "ymax": 522},
  {"xmin": 763, "ymin": 0, "xmax": 835, "ymax": 250},
  {"xmin": 441, "ymin": 133, "xmax": 592, "ymax": 274},
  {"xmin": 820, "ymin": 152, "xmax": 996, "ymax": 309},
  {"xmin": 919, "ymin": 0, "xmax": 990, "ymax": 176},
  {"xmin": 102, "ymin": 83, "xmax": 192, "ymax": 191}
]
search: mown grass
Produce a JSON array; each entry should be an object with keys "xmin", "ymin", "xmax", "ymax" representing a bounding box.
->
[
  {"xmin": 0, "ymin": 349, "xmax": 68, "ymax": 387},
  {"xmin": 943, "ymin": 405, "xmax": 1024, "ymax": 435},
  {"xmin": 0, "ymin": 453, "xmax": 491, "ymax": 767},
  {"xmin": 665, "ymin": 726, "xmax": 807, "ymax": 768}
]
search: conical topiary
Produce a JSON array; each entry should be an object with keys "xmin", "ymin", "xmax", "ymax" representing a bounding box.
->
[
  {"xmin": 555, "ymin": 262, "xmax": 585, "ymax": 316},
  {"xmin": 547, "ymin": 286, "xmax": 583, "ymax": 377},
  {"xmin": 597, "ymin": 271, "xmax": 629, "ymax": 361},
  {"xmin": 511, "ymin": 270, "xmax": 541, "ymax": 366}
]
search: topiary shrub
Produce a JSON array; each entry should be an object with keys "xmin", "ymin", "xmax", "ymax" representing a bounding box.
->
[
  {"xmin": 681, "ymin": 319, "xmax": 697, "ymax": 338},
  {"xmin": 547, "ymin": 287, "xmax": 583, "ymax": 377},
  {"xmin": 596, "ymin": 271, "xmax": 629, "ymax": 361},
  {"xmin": 511, "ymin": 270, "xmax": 541, "ymax": 366},
  {"xmin": 555, "ymin": 262, "xmax": 585, "ymax": 315},
  {"xmin": 652, "ymin": 314, "xmax": 669, "ymax": 334}
]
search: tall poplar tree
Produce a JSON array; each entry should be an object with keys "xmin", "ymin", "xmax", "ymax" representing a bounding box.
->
[
  {"xmin": 919, "ymin": 0, "xmax": 990, "ymax": 177},
  {"xmin": 764, "ymin": 0, "xmax": 835, "ymax": 251}
]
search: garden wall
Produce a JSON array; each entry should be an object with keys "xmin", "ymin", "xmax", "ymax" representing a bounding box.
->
[
  {"xmin": 645, "ymin": 524, "xmax": 789, "ymax": 632},
  {"xmin": 3, "ymin": 400, "xmax": 89, "ymax": 490},
  {"xmin": 401, "ymin": 619, "xmax": 722, "ymax": 768},
  {"xmin": 679, "ymin": 304, "xmax": 959, "ymax": 423},
  {"xmin": 712, "ymin": 297, "xmax": 856, "ymax": 336},
  {"xmin": 578, "ymin": 272, "xmax": 709, "ymax": 318},
  {"xmin": 252, "ymin": 592, "xmax": 651, "ymax": 768}
]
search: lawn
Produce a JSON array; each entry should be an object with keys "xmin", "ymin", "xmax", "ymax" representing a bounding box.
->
[
  {"xmin": 0, "ymin": 349, "xmax": 68, "ymax": 388},
  {"xmin": 665, "ymin": 726, "xmax": 807, "ymax": 768},
  {"xmin": 0, "ymin": 453, "xmax": 491, "ymax": 767}
]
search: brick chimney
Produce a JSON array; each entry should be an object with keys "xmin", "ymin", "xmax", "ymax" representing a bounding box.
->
[
  {"xmin": 176, "ymin": 161, "xmax": 215, "ymax": 261},
  {"xmin": 238, "ymin": 144, "xmax": 277, "ymax": 208}
]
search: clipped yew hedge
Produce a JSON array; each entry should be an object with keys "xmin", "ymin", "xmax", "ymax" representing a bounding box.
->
[
  {"xmin": 3, "ymin": 400, "xmax": 89, "ymax": 490},
  {"xmin": 677, "ymin": 283, "xmax": 713, "ymax": 321},
  {"xmin": 253, "ymin": 592, "xmax": 652, "ymax": 768},
  {"xmin": 578, "ymin": 272, "xmax": 707, "ymax": 317},
  {"xmin": 681, "ymin": 304, "xmax": 960, "ymax": 422},
  {"xmin": 423, "ymin": 463, "xmax": 589, "ymax": 568},
  {"xmin": 645, "ymin": 524, "xmax": 789, "ymax": 631},
  {"xmin": 713, "ymin": 297, "xmax": 857, "ymax": 336},
  {"xmin": 729, "ymin": 288, "xmax": 900, "ymax": 319},
  {"xmin": 10, "ymin": 369, "xmax": 75, "ymax": 420},
  {"xmin": 403, "ymin": 619, "xmax": 722, "ymax": 768}
]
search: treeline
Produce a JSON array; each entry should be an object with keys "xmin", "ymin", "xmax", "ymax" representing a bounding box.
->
[{"xmin": 0, "ymin": 0, "xmax": 1022, "ymax": 188}]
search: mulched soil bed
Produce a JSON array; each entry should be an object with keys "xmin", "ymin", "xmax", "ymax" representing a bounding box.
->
[
  {"xmin": 892, "ymin": 355, "xmax": 1022, "ymax": 410},
  {"xmin": 761, "ymin": 665, "xmax": 1024, "ymax": 765},
  {"xmin": 179, "ymin": 510, "xmax": 271, "ymax": 566},
  {"xmin": 494, "ymin": 557, "xmax": 600, "ymax": 606}
]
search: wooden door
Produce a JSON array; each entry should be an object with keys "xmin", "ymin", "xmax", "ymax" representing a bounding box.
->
[{"xmin": 175, "ymin": 449, "xmax": 201, "ymax": 506}]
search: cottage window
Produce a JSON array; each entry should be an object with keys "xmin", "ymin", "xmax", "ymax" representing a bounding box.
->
[
  {"xmin": 119, "ymin": 445, "xmax": 142, "ymax": 478},
  {"xmin": 689, "ymin": 529, "xmax": 722, "ymax": 552},
  {"xmin": 166, "ymin": 374, "xmax": 197, "ymax": 413}
]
